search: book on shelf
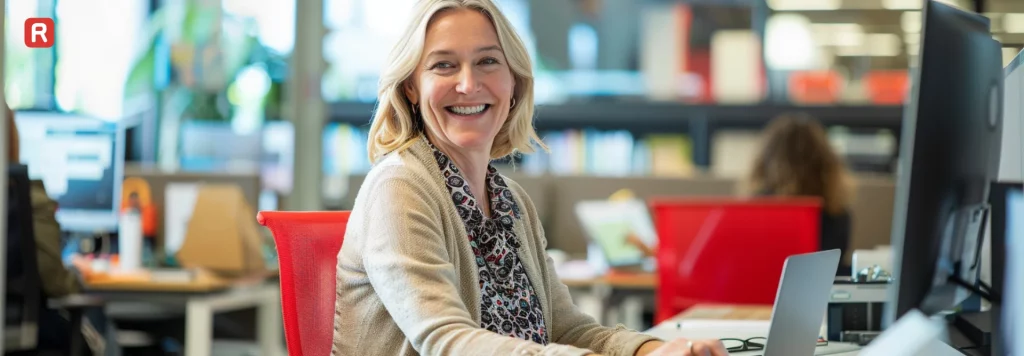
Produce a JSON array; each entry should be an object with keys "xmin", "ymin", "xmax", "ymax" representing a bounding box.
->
[
  {"xmin": 318, "ymin": 123, "xmax": 897, "ymax": 180},
  {"xmin": 647, "ymin": 134, "xmax": 694, "ymax": 177},
  {"xmin": 523, "ymin": 130, "xmax": 693, "ymax": 177}
]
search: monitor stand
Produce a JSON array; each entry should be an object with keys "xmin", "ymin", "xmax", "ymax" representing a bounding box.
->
[
  {"xmin": 924, "ymin": 204, "xmax": 990, "ymax": 314},
  {"xmin": 953, "ymin": 310, "xmax": 992, "ymax": 355}
]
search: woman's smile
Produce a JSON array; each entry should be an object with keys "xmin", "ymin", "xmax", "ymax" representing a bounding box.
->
[{"xmin": 445, "ymin": 103, "xmax": 492, "ymax": 119}]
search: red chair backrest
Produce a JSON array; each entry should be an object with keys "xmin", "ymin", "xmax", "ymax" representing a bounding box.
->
[
  {"xmin": 649, "ymin": 198, "xmax": 820, "ymax": 323},
  {"xmin": 257, "ymin": 210, "xmax": 350, "ymax": 356}
]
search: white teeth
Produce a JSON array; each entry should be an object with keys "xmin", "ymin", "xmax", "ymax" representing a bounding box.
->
[{"xmin": 449, "ymin": 105, "xmax": 486, "ymax": 115}]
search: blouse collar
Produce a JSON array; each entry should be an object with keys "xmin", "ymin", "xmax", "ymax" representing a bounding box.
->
[{"xmin": 426, "ymin": 139, "xmax": 521, "ymax": 230}]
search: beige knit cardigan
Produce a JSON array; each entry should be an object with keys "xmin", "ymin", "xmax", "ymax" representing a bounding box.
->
[{"xmin": 331, "ymin": 136, "xmax": 659, "ymax": 355}]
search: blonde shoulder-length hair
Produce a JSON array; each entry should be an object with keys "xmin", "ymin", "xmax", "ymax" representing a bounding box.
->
[{"xmin": 366, "ymin": 0, "xmax": 546, "ymax": 163}]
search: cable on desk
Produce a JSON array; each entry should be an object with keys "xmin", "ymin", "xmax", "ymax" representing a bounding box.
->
[
  {"xmin": 948, "ymin": 275, "xmax": 998, "ymax": 304},
  {"xmin": 978, "ymin": 280, "xmax": 992, "ymax": 294}
]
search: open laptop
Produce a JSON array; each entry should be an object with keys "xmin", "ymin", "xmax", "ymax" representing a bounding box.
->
[
  {"xmin": 754, "ymin": 249, "xmax": 844, "ymax": 356},
  {"xmin": 648, "ymin": 249, "xmax": 852, "ymax": 355}
]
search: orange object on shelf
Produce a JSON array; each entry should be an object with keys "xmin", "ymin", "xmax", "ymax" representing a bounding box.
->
[
  {"xmin": 121, "ymin": 177, "xmax": 158, "ymax": 237},
  {"xmin": 788, "ymin": 71, "xmax": 843, "ymax": 104},
  {"xmin": 864, "ymin": 70, "xmax": 909, "ymax": 105}
]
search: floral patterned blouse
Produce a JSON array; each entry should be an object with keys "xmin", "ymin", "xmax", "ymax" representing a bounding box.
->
[{"xmin": 429, "ymin": 143, "xmax": 549, "ymax": 345}]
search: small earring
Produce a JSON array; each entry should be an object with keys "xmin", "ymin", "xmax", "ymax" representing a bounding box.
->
[
  {"xmin": 410, "ymin": 104, "xmax": 418, "ymax": 116},
  {"xmin": 511, "ymin": 97, "xmax": 516, "ymax": 108}
]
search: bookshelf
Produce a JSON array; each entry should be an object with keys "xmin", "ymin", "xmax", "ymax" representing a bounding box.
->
[
  {"xmin": 329, "ymin": 101, "xmax": 903, "ymax": 129},
  {"xmin": 327, "ymin": 101, "xmax": 904, "ymax": 170}
]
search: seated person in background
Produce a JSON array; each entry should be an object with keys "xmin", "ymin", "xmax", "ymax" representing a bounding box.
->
[
  {"xmin": 7, "ymin": 105, "xmax": 118, "ymax": 355},
  {"xmin": 332, "ymin": 1, "xmax": 726, "ymax": 355},
  {"xmin": 742, "ymin": 112, "xmax": 855, "ymax": 276}
]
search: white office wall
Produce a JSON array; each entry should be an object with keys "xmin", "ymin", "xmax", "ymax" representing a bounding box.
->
[
  {"xmin": 981, "ymin": 49, "xmax": 1024, "ymax": 294},
  {"xmin": 999, "ymin": 49, "xmax": 1024, "ymax": 182}
]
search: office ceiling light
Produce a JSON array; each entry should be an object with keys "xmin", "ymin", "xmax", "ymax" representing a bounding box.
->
[
  {"xmin": 1004, "ymin": 48, "xmax": 1021, "ymax": 67},
  {"xmin": 1005, "ymin": 14, "xmax": 1024, "ymax": 33},
  {"xmin": 834, "ymin": 29, "xmax": 866, "ymax": 48},
  {"xmin": 818, "ymin": 48, "xmax": 836, "ymax": 68},
  {"xmin": 768, "ymin": 0, "xmax": 841, "ymax": 11},
  {"xmin": 934, "ymin": 0, "xmax": 969, "ymax": 10},
  {"xmin": 883, "ymin": 0, "xmax": 922, "ymax": 10},
  {"xmin": 810, "ymin": 23, "xmax": 865, "ymax": 47},
  {"xmin": 907, "ymin": 43, "xmax": 920, "ymax": 56},
  {"xmin": 839, "ymin": 33, "xmax": 902, "ymax": 57},
  {"xmin": 902, "ymin": 12, "xmax": 922, "ymax": 33},
  {"xmin": 766, "ymin": 14, "xmax": 817, "ymax": 70},
  {"xmin": 835, "ymin": 46, "xmax": 867, "ymax": 57},
  {"xmin": 905, "ymin": 33, "xmax": 921, "ymax": 45},
  {"xmin": 868, "ymin": 33, "xmax": 902, "ymax": 57}
]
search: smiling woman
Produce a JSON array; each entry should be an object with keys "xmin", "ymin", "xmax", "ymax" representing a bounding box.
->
[
  {"xmin": 401, "ymin": 8, "xmax": 522, "ymax": 213},
  {"xmin": 331, "ymin": 1, "xmax": 727, "ymax": 356},
  {"xmin": 365, "ymin": 0, "xmax": 542, "ymax": 164}
]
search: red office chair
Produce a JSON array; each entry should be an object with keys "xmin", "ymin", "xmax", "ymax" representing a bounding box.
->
[
  {"xmin": 257, "ymin": 210, "xmax": 351, "ymax": 356},
  {"xmin": 649, "ymin": 198, "xmax": 821, "ymax": 323}
]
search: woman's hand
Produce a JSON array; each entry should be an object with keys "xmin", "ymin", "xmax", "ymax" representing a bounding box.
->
[
  {"xmin": 636, "ymin": 339, "xmax": 729, "ymax": 356},
  {"xmin": 69, "ymin": 254, "xmax": 94, "ymax": 279},
  {"xmin": 625, "ymin": 233, "xmax": 657, "ymax": 258}
]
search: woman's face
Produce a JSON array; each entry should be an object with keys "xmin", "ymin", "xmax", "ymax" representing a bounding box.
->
[{"xmin": 405, "ymin": 8, "xmax": 515, "ymax": 156}]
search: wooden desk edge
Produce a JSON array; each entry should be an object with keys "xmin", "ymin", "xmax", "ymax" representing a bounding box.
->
[
  {"xmin": 560, "ymin": 271, "xmax": 658, "ymax": 289},
  {"xmin": 83, "ymin": 269, "xmax": 279, "ymax": 293},
  {"xmin": 677, "ymin": 304, "xmax": 774, "ymax": 321}
]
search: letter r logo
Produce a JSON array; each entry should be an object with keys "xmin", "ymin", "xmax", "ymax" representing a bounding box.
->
[{"xmin": 24, "ymin": 18, "xmax": 55, "ymax": 48}]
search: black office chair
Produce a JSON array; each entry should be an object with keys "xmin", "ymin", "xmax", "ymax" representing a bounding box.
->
[
  {"xmin": 4, "ymin": 164, "xmax": 101, "ymax": 356},
  {"xmin": 5, "ymin": 164, "xmax": 44, "ymax": 353}
]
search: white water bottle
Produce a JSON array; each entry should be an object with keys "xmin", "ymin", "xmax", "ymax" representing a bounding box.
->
[{"xmin": 118, "ymin": 208, "xmax": 144, "ymax": 273}]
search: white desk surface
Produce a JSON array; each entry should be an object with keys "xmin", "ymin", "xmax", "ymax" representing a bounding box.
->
[{"xmin": 645, "ymin": 318, "xmax": 861, "ymax": 355}]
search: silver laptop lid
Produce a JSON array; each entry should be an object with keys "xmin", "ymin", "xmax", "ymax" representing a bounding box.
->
[{"xmin": 764, "ymin": 249, "xmax": 842, "ymax": 356}]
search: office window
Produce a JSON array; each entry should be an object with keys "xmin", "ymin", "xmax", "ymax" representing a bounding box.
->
[
  {"xmin": 53, "ymin": 0, "xmax": 147, "ymax": 119},
  {"xmin": 322, "ymin": 0, "xmax": 415, "ymax": 102},
  {"xmin": 320, "ymin": 0, "xmax": 769, "ymax": 104},
  {"xmin": 322, "ymin": 0, "xmax": 537, "ymax": 103},
  {"xmin": 5, "ymin": 0, "xmax": 45, "ymax": 109},
  {"xmin": 223, "ymin": 0, "xmax": 295, "ymax": 55}
]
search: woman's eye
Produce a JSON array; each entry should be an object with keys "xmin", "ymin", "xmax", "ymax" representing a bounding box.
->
[
  {"xmin": 480, "ymin": 57, "xmax": 500, "ymax": 65},
  {"xmin": 431, "ymin": 62, "xmax": 455, "ymax": 70}
]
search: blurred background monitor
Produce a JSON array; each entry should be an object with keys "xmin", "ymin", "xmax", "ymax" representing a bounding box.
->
[
  {"xmin": 883, "ymin": 0, "xmax": 1004, "ymax": 327},
  {"xmin": 178, "ymin": 120, "xmax": 262, "ymax": 173},
  {"xmin": 177, "ymin": 120, "xmax": 293, "ymax": 195},
  {"xmin": 121, "ymin": 104, "xmax": 159, "ymax": 164},
  {"xmin": 15, "ymin": 111, "xmax": 126, "ymax": 233}
]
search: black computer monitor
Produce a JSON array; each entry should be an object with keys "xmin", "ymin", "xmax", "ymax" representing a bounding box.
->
[
  {"xmin": 5, "ymin": 164, "xmax": 42, "ymax": 332},
  {"xmin": 883, "ymin": 0, "xmax": 1004, "ymax": 328}
]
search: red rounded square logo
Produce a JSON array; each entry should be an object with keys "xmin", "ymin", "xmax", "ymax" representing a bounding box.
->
[{"xmin": 24, "ymin": 18, "xmax": 55, "ymax": 48}]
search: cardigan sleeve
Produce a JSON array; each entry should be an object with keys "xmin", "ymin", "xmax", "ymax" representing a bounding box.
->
[
  {"xmin": 358, "ymin": 167, "xmax": 595, "ymax": 356},
  {"xmin": 506, "ymin": 180, "xmax": 662, "ymax": 356}
]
